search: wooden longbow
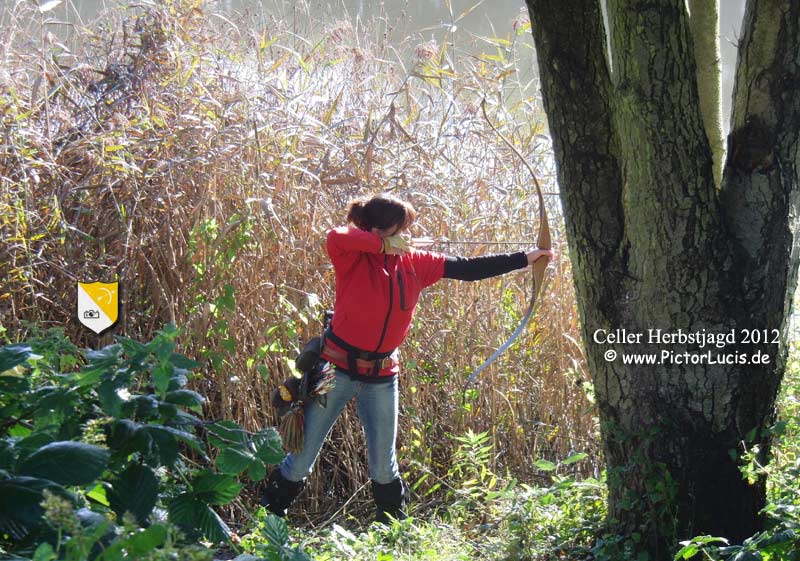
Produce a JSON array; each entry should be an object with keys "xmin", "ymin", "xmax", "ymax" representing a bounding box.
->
[{"xmin": 462, "ymin": 98, "xmax": 552, "ymax": 391}]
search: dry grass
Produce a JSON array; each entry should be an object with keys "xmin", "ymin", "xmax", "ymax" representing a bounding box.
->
[{"xmin": 0, "ymin": 0, "xmax": 599, "ymax": 525}]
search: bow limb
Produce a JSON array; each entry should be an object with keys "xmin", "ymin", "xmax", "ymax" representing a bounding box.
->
[{"xmin": 462, "ymin": 99, "xmax": 551, "ymax": 392}]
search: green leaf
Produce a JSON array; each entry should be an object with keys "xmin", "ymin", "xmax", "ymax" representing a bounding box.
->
[
  {"xmin": 108, "ymin": 463, "xmax": 159, "ymax": 525},
  {"xmin": 534, "ymin": 459, "xmax": 557, "ymax": 472},
  {"xmin": 152, "ymin": 360, "xmax": 174, "ymax": 397},
  {"xmin": 263, "ymin": 513, "xmax": 290, "ymax": 547},
  {"xmin": 216, "ymin": 447, "xmax": 254, "ymax": 475},
  {"xmin": 252, "ymin": 427, "xmax": 285, "ymax": 465},
  {"xmin": 207, "ymin": 420, "xmax": 248, "ymax": 447},
  {"xmin": 0, "ymin": 344, "xmax": 40, "ymax": 373},
  {"xmin": 167, "ymin": 492, "xmax": 198, "ymax": 525},
  {"xmin": 732, "ymin": 552, "xmax": 761, "ymax": 561},
  {"xmin": 167, "ymin": 369, "xmax": 190, "ymax": 391},
  {"xmin": 107, "ymin": 419, "xmax": 139, "ymax": 450},
  {"xmin": 76, "ymin": 507, "xmax": 114, "ymax": 542},
  {"xmin": 691, "ymin": 536, "xmax": 729, "ymax": 545},
  {"xmin": 14, "ymin": 432, "xmax": 56, "ymax": 466},
  {"xmin": 192, "ymin": 470, "xmax": 242, "ymax": 505},
  {"xmin": 138, "ymin": 426, "xmax": 180, "ymax": 468},
  {"xmin": 33, "ymin": 387, "xmax": 80, "ymax": 421},
  {"xmin": 109, "ymin": 418, "xmax": 202, "ymax": 467},
  {"xmin": 165, "ymin": 389, "xmax": 205, "ymax": 410},
  {"xmin": 32, "ymin": 542, "xmax": 57, "ymax": 561},
  {"xmin": 121, "ymin": 394, "xmax": 160, "ymax": 420},
  {"xmin": 169, "ymin": 352, "xmax": 202, "ymax": 370},
  {"xmin": 287, "ymin": 548, "xmax": 313, "ymax": 561},
  {"xmin": 84, "ymin": 344, "xmax": 122, "ymax": 365},
  {"xmin": 194, "ymin": 503, "xmax": 232, "ymax": 543},
  {"xmin": 107, "ymin": 420, "xmax": 175, "ymax": 467},
  {"xmin": 246, "ymin": 460, "xmax": 266, "ymax": 482},
  {"xmin": 96, "ymin": 378, "xmax": 127, "ymax": 417},
  {"xmin": 114, "ymin": 335, "xmax": 149, "ymax": 358},
  {"xmin": 98, "ymin": 523, "xmax": 168, "ymax": 560},
  {"xmin": 765, "ymin": 421, "xmax": 787, "ymax": 436},
  {"xmin": 146, "ymin": 327, "xmax": 177, "ymax": 361},
  {"xmin": 674, "ymin": 537, "xmax": 729, "ymax": 561},
  {"xmin": 8, "ymin": 426, "xmax": 31, "ymax": 439},
  {"xmin": 170, "ymin": 408, "xmax": 202, "ymax": 429},
  {"xmin": 86, "ymin": 483, "xmax": 110, "ymax": 506},
  {"xmin": 157, "ymin": 401, "xmax": 179, "ymax": 421},
  {"xmin": 17, "ymin": 441, "xmax": 110, "ymax": 486},
  {"xmin": 148, "ymin": 424, "xmax": 204, "ymax": 452},
  {"xmin": 0, "ymin": 474, "xmax": 71, "ymax": 540},
  {"xmin": 72, "ymin": 364, "xmax": 105, "ymax": 387},
  {"xmin": 563, "ymin": 452, "xmax": 589, "ymax": 465},
  {"xmin": 168, "ymin": 494, "xmax": 231, "ymax": 543},
  {"xmin": 0, "ymin": 374, "xmax": 30, "ymax": 394},
  {"xmin": 0, "ymin": 439, "xmax": 16, "ymax": 470},
  {"xmin": 125, "ymin": 523, "xmax": 169, "ymax": 554}
]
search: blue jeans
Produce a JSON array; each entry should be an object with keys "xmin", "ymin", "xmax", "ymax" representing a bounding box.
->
[{"xmin": 279, "ymin": 368, "xmax": 400, "ymax": 484}]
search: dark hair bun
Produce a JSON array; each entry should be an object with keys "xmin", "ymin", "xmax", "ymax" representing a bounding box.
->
[
  {"xmin": 346, "ymin": 194, "xmax": 416, "ymax": 232},
  {"xmin": 346, "ymin": 199, "xmax": 368, "ymax": 229}
]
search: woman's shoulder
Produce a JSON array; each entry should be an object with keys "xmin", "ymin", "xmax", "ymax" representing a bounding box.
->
[
  {"xmin": 404, "ymin": 248, "xmax": 446, "ymax": 286},
  {"xmin": 407, "ymin": 247, "xmax": 444, "ymax": 260}
]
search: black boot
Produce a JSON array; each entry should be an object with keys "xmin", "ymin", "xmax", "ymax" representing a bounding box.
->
[
  {"xmin": 371, "ymin": 477, "xmax": 409, "ymax": 524},
  {"xmin": 260, "ymin": 469, "xmax": 306, "ymax": 517}
]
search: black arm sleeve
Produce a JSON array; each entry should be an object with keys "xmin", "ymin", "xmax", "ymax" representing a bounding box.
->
[{"xmin": 442, "ymin": 251, "xmax": 528, "ymax": 281}]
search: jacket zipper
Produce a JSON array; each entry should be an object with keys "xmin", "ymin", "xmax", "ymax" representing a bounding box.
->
[
  {"xmin": 374, "ymin": 254, "xmax": 394, "ymax": 353},
  {"xmin": 397, "ymin": 270, "xmax": 407, "ymax": 310}
]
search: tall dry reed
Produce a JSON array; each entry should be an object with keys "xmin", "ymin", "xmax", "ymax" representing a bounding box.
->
[{"xmin": 0, "ymin": 0, "xmax": 598, "ymax": 525}]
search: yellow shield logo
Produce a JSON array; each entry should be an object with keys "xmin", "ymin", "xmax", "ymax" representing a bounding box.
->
[{"xmin": 77, "ymin": 281, "xmax": 119, "ymax": 334}]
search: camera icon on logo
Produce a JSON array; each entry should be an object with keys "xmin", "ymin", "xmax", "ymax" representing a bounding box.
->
[{"xmin": 83, "ymin": 309, "xmax": 100, "ymax": 319}]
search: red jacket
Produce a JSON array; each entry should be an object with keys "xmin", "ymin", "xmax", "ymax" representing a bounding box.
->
[{"xmin": 323, "ymin": 226, "xmax": 446, "ymax": 376}]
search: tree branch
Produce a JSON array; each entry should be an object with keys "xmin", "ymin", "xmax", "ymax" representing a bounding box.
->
[
  {"xmin": 721, "ymin": 0, "xmax": 800, "ymax": 344},
  {"xmin": 524, "ymin": 0, "xmax": 623, "ymax": 322},
  {"xmin": 604, "ymin": 0, "xmax": 724, "ymax": 321},
  {"xmin": 689, "ymin": 0, "xmax": 724, "ymax": 188}
]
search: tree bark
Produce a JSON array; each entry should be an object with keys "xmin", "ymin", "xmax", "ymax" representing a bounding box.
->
[
  {"xmin": 689, "ymin": 0, "xmax": 725, "ymax": 188},
  {"xmin": 524, "ymin": 0, "xmax": 800, "ymax": 558}
]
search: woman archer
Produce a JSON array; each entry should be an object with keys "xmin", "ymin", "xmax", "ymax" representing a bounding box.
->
[{"xmin": 262, "ymin": 193, "xmax": 553, "ymax": 523}]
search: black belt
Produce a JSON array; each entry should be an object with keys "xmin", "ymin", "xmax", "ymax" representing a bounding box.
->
[{"xmin": 324, "ymin": 328, "xmax": 395, "ymax": 376}]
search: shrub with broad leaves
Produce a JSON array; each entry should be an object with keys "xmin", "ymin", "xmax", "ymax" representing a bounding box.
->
[{"xmin": 0, "ymin": 324, "xmax": 294, "ymax": 560}]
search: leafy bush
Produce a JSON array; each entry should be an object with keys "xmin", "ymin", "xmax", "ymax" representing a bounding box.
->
[
  {"xmin": 290, "ymin": 516, "xmax": 476, "ymax": 561},
  {"xmin": 503, "ymin": 456, "xmax": 606, "ymax": 560},
  {"xmin": 0, "ymin": 324, "xmax": 292, "ymax": 560},
  {"xmin": 237, "ymin": 510, "xmax": 311, "ymax": 561}
]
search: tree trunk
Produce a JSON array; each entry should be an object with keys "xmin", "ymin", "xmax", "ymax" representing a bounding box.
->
[{"xmin": 524, "ymin": 0, "xmax": 800, "ymax": 559}]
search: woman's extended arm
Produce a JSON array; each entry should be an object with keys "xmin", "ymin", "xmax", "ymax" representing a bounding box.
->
[
  {"xmin": 442, "ymin": 249, "xmax": 553, "ymax": 281},
  {"xmin": 442, "ymin": 252, "xmax": 528, "ymax": 281}
]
